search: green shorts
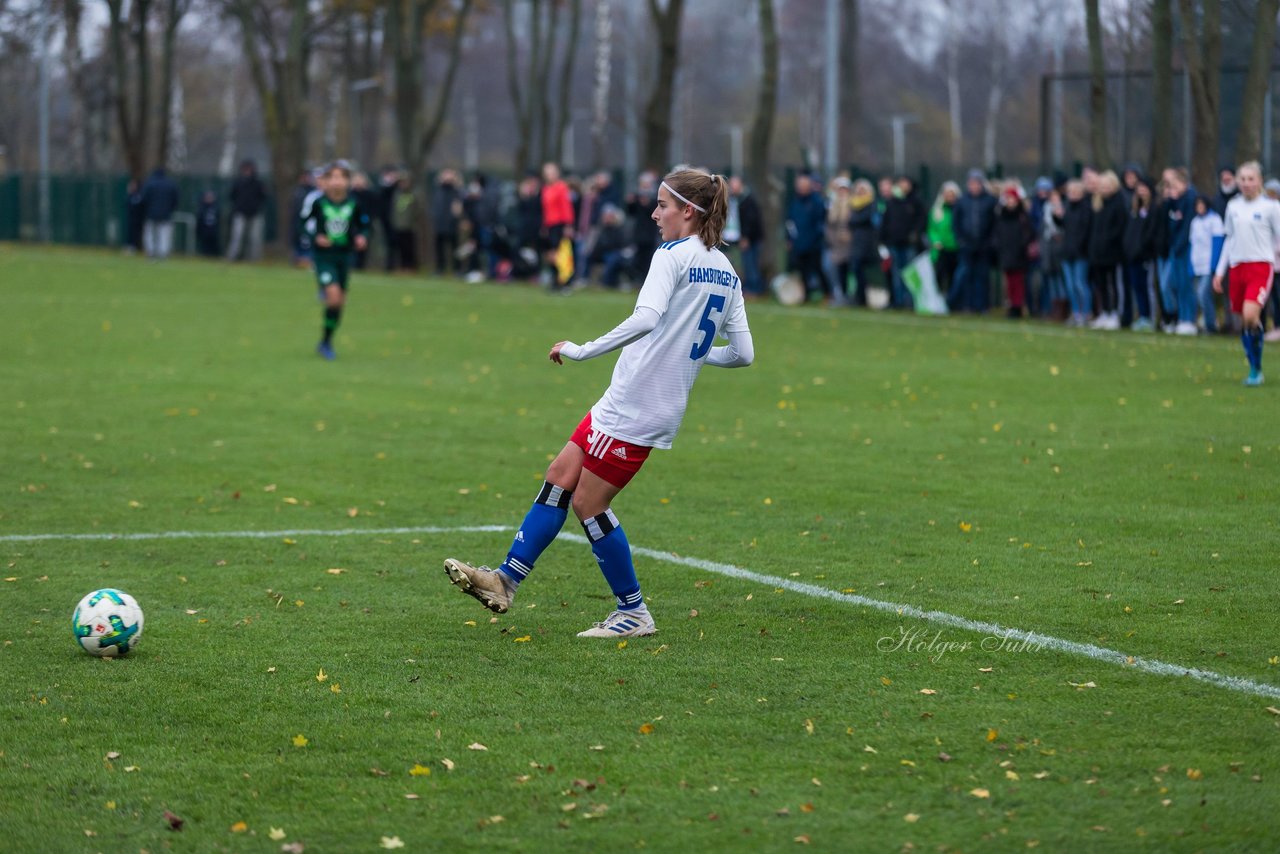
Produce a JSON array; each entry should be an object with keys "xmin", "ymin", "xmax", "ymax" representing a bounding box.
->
[{"xmin": 314, "ymin": 255, "xmax": 351, "ymax": 291}]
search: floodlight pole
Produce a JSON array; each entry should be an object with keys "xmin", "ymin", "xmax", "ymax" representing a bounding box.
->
[
  {"xmin": 890, "ymin": 114, "xmax": 919, "ymax": 177},
  {"xmin": 349, "ymin": 77, "xmax": 381, "ymax": 168},
  {"xmin": 38, "ymin": 4, "xmax": 51, "ymax": 242}
]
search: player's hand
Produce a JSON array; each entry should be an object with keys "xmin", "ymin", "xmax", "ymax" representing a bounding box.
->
[
  {"xmin": 549, "ymin": 341, "xmax": 568, "ymax": 364},
  {"xmin": 355, "ymin": 235, "xmax": 368, "ymax": 251},
  {"xmin": 315, "ymin": 235, "xmax": 332, "ymax": 248},
  {"xmin": 740, "ymin": 238, "xmax": 750, "ymax": 250},
  {"xmin": 1212, "ymin": 275, "xmax": 1223, "ymax": 294}
]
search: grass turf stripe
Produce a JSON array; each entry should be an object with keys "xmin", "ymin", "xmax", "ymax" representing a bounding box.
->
[{"xmin": 7, "ymin": 524, "xmax": 1278, "ymax": 701}]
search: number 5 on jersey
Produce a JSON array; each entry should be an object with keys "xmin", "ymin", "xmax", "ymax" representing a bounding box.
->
[{"xmin": 690, "ymin": 294, "xmax": 727, "ymax": 360}]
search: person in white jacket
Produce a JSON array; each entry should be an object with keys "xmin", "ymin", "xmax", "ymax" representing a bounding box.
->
[
  {"xmin": 1214, "ymin": 162, "xmax": 1280, "ymax": 386},
  {"xmin": 1190, "ymin": 196, "xmax": 1225, "ymax": 333}
]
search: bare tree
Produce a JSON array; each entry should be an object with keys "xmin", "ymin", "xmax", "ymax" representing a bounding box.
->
[
  {"xmin": 225, "ymin": 0, "xmax": 315, "ymax": 246},
  {"xmin": 945, "ymin": 0, "xmax": 963, "ymax": 167},
  {"xmin": 1176, "ymin": 0, "xmax": 1221, "ymax": 191},
  {"xmin": 1084, "ymin": 0, "xmax": 1111, "ymax": 169},
  {"xmin": 590, "ymin": 0, "xmax": 612, "ymax": 170},
  {"xmin": 503, "ymin": 0, "xmax": 581, "ymax": 175},
  {"xmin": 552, "ymin": 0, "xmax": 582, "ymax": 167},
  {"xmin": 838, "ymin": 0, "xmax": 860, "ymax": 163},
  {"xmin": 982, "ymin": 0, "xmax": 1008, "ymax": 171},
  {"xmin": 155, "ymin": 0, "xmax": 193, "ymax": 171},
  {"xmin": 61, "ymin": 0, "xmax": 97, "ymax": 171},
  {"xmin": 642, "ymin": 0, "xmax": 684, "ymax": 171},
  {"xmin": 386, "ymin": 0, "xmax": 473, "ymax": 264},
  {"xmin": 1235, "ymin": 0, "xmax": 1279, "ymax": 164},
  {"xmin": 1148, "ymin": 0, "xmax": 1173, "ymax": 172},
  {"xmin": 747, "ymin": 0, "xmax": 778, "ymax": 278},
  {"xmin": 105, "ymin": 0, "xmax": 155, "ymax": 178}
]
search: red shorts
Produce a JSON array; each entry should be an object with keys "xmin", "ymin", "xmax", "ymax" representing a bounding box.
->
[
  {"xmin": 1228, "ymin": 262, "xmax": 1274, "ymax": 314},
  {"xmin": 569, "ymin": 412, "xmax": 652, "ymax": 488}
]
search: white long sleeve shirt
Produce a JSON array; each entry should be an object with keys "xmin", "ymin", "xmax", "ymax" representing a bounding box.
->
[{"xmin": 1216, "ymin": 194, "xmax": 1280, "ymax": 276}]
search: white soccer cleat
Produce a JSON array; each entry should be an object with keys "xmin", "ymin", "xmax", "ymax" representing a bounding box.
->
[
  {"xmin": 576, "ymin": 609, "xmax": 657, "ymax": 638},
  {"xmin": 443, "ymin": 558, "xmax": 514, "ymax": 614}
]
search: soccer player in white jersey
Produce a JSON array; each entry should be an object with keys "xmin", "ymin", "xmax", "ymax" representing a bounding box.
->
[
  {"xmin": 1213, "ymin": 161, "xmax": 1280, "ymax": 386},
  {"xmin": 443, "ymin": 168, "xmax": 754, "ymax": 637}
]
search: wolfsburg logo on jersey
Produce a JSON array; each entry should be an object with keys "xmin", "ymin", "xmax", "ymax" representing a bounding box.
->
[{"xmin": 326, "ymin": 218, "xmax": 350, "ymax": 239}]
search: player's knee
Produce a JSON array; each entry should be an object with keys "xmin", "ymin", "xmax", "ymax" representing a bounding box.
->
[{"xmin": 570, "ymin": 490, "xmax": 606, "ymax": 523}]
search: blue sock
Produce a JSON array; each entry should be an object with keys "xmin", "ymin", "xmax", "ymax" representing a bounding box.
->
[
  {"xmin": 1254, "ymin": 328, "xmax": 1265, "ymax": 371},
  {"xmin": 582, "ymin": 509, "xmax": 643, "ymax": 611},
  {"xmin": 1243, "ymin": 328, "xmax": 1264, "ymax": 372},
  {"xmin": 499, "ymin": 482, "xmax": 572, "ymax": 586}
]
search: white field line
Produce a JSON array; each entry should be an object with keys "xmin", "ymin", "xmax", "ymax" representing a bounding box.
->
[{"xmin": 6, "ymin": 524, "xmax": 1277, "ymax": 701}]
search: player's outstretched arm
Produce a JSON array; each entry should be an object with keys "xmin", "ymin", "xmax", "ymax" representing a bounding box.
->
[
  {"xmin": 549, "ymin": 306, "xmax": 662, "ymax": 364},
  {"xmin": 705, "ymin": 328, "xmax": 754, "ymax": 368}
]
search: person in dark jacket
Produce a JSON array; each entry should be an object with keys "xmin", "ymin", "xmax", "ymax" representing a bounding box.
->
[
  {"xmin": 785, "ymin": 173, "xmax": 829, "ymax": 300},
  {"xmin": 1121, "ymin": 179, "xmax": 1157, "ymax": 331},
  {"xmin": 1087, "ymin": 170, "xmax": 1127, "ymax": 329},
  {"xmin": 124, "ymin": 178, "xmax": 145, "ymax": 254},
  {"xmin": 625, "ymin": 171, "xmax": 661, "ymax": 279},
  {"xmin": 951, "ymin": 169, "xmax": 998, "ymax": 312},
  {"xmin": 725, "ymin": 176, "xmax": 765, "ymax": 296},
  {"xmin": 196, "ymin": 190, "xmax": 221, "ymax": 257},
  {"xmin": 1056, "ymin": 179, "xmax": 1093, "ymax": 326},
  {"xmin": 587, "ymin": 204, "xmax": 632, "ymax": 288},
  {"xmin": 880, "ymin": 175, "xmax": 927, "ymax": 308},
  {"xmin": 1211, "ymin": 166, "xmax": 1238, "ymax": 216},
  {"xmin": 849, "ymin": 179, "xmax": 878, "ymax": 307},
  {"xmin": 226, "ymin": 159, "xmax": 267, "ymax": 261},
  {"xmin": 140, "ymin": 167, "xmax": 180, "ymax": 260},
  {"xmin": 510, "ymin": 173, "xmax": 544, "ymax": 280},
  {"xmin": 994, "ymin": 187, "xmax": 1033, "ymax": 318},
  {"xmin": 432, "ymin": 169, "xmax": 463, "ymax": 276},
  {"xmin": 1160, "ymin": 167, "xmax": 1198, "ymax": 334}
]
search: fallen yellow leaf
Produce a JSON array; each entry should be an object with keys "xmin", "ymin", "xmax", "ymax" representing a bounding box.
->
[
  {"xmin": 919, "ymin": 688, "xmax": 937, "ymax": 695},
  {"xmin": 904, "ymin": 813, "xmax": 920, "ymax": 823},
  {"xmin": 970, "ymin": 788, "xmax": 990, "ymax": 799},
  {"xmin": 1187, "ymin": 768, "xmax": 1203, "ymax": 781},
  {"xmin": 330, "ymin": 683, "xmax": 342, "ymax": 694},
  {"xmin": 316, "ymin": 669, "xmax": 328, "ymax": 683},
  {"xmin": 468, "ymin": 742, "xmax": 488, "ymax": 751},
  {"xmin": 986, "ymin": 728, "xmax": 999, "ymax": 742},
  {"xmin": 269, "ymin": 827, "xmax": 286, "ymax": 840},
  {"xmin": 514, "ymin": 635, "xmax": 531, "ymax": 643},
  {"xmin": 380, "ymin": 837, "xmax": 405, "ymax": 850},
  {"xmin": 638, "ymin": 722, "xmax": 655, "ymax": 735},
  {"xmin": 409, "ymin": 764, "xmax": 432, "ymax": 777},
  {"xmin": 230, "ymin": 821, "xmax": 248, "ymax": 833},
  {"xmin": 292, "ymin": 734, "xmax": 309, "ymax": 748}
]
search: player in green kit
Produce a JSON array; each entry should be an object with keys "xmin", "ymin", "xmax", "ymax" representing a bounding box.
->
[{"xmin": 299, "ymin": 160, "xmax": 370, "ymax": 360}]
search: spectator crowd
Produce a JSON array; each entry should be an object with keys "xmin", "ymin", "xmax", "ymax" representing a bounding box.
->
[{"xmin": 121, "ymin": 156, "xmax": 1280, "ymax": 340}]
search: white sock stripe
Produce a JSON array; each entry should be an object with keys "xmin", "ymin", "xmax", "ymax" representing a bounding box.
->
[{"xmin": 8, "ymin": 523, "xmax": 1276, "ymax": 701}]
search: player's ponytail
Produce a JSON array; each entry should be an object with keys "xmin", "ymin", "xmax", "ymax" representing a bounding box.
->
[{"xmin": 662, "ymin": 167, "xmax": 730, "ymax": 249}]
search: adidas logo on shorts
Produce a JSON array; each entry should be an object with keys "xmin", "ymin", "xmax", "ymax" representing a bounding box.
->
[{"xmin": 610, "ymin": 446, "xmax": 628, "ymax": 461}]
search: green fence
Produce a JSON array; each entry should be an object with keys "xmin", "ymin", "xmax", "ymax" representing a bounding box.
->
[{"xmin": 0, "ymin": 174, "xmax": 279, "ymax": 250}]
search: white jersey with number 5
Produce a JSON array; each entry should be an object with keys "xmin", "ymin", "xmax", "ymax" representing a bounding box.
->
[{"xmin": 590, "ymin": 235, "xmax": 750, "ymax": 449}]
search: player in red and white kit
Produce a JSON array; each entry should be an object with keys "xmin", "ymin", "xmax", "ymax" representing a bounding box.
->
[
  {"xmin": 444, "ymin": 168, "xmax": 754, "ymax": 637},
  {"xmin": 1214, "ymin": 161, "xmax": 1280, "ymax": 386}
]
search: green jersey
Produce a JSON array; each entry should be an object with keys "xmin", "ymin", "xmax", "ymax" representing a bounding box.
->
[{"xmin": 300, "ymin": 191, "xmax": 370, "ymax": 256}]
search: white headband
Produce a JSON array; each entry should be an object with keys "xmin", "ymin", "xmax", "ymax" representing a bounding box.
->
[{"xmin": 661, "ymin": 181, "xmax": 706, "ymax": 213}]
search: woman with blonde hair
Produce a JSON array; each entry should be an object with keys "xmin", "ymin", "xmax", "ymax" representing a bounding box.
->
[
  {"xmin": 1087, "ymin": 170, "xmax": 1127, "ymax": 329},
  {"xmin": 824, "ymin": 176, "xmax": 855, "ymax": 305},
  {"xmin": 928, "ymin": 181, "xmax": 960, "ymax": 306}
]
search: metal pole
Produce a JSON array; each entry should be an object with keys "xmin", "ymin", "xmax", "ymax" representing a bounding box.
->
[
  {"xmin": 824, "ymin": 0, "xmax": 839, "ymax": 176},
  {"xmin": 1183, "ymin": 70, "xmax": 1191, "ymax": 166},
  {"xmin": 1265, "ymin": 79, "xmax": 1274, "ymax": 174},
  {"xmin": 38, "ymin": 4, "xmax": 51, "ymax": 242},
  {"xmin": 729, "ymin": 124, "xmax": 743, "ymax": 177},
  {"xmin": 890, "ymin": 114, "xmax": 919, "ymax": 177}
]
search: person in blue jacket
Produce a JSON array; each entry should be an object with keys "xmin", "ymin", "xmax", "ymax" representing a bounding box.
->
[
  {"xmin": 785, "ymin": 173, "xmax": 830, "ymax": 300},
  {"xmin": 140, "ymin": 167, "xmax": 180, "ymax": 260},
  {"xmin": 951, "ymin": 169, "xmax": 998, "ymax": 312},
  {"xmin": 1160, "ymin": 167, "xmax": 1198, "ymax": 335}
]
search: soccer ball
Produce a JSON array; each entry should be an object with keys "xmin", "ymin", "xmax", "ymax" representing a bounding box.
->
[{"xmin": 73, "ymin": 588, "xmax": 144, "ymax": 657}]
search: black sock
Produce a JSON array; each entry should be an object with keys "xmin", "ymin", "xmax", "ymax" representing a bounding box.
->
[{"xmin": 323, "ymin": 306, "xmax": 341, "ymax": 344}]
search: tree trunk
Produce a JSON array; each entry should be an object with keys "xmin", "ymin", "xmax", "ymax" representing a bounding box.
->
[
  {"xmin": 982, "ymin": 5, "xmax": 1006, "ymax": 172},
  {"xmin": 590, "ymin": 0, "xmax": 613, "ymax": 170},
  {"xmin": 1149, "ymin": 0, "xmax": 1173, "ymax": 172},
  {"xmin": 106, "ymin": 0, "xmax": 153, "ymax": 178},
  {"xmin": 747, "ymin": 0, "xmax": 778, "ymax": 279},
  {"xmin": 1084, "ymin": 0, "xmax": 1110, "ymax": 169},
  {"xmin": 553, "ymin": 0, "xmax": 582, "ymax": 168},
  {"xmin": 61, "ymin": 0, "xmax": 97, "ymax": 172},
  {"xmin": 838, "ymin": 0, "xmax": 860, "ymax": 164},
  {"xmin": 1177, "ymin": 0, "xmax": 1222, "ymax": 192},
  {"xmin": 228, "ymin": 0, "xmax": 312, "ymax": 249},
  {"xmin": 1235, "ymin": 0, "xmax": 1279, "ymax": 164},
  {"xmin": 155, "ymin": 0, "xmax": 189, "ymax": 171},
  {"xmin": 504, "ymin": 0, "xmax": 534, "ymax": 176},
  {"xmin": 946, "ymin": 0, "xmax": 963, "ymax": 167},
  {"xmin": 537, "ymin": 0, "xmax": 560, "ymax": 166},
  {"xmin": 642, "ymin": 0, "xmax": 685, "ymax": 172}
]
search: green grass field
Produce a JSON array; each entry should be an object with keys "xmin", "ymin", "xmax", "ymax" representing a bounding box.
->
[{"xmin": 3, "ymin": 243, "xmax": 1280, "ymax": 852}]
